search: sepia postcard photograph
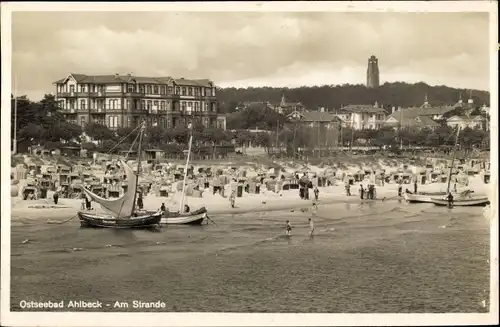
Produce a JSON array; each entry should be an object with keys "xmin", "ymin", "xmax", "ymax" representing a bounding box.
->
[{"xmin": 1, "ymin": 1, "xmax": 498, "ymax": 326}]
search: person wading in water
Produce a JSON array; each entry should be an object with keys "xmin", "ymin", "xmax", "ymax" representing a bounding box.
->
[
  {"xmin": 446, "ymin": 193, "xmax": 454, "ymax": 208},
  {"xmin": 285, "ymin": 220, "xmax": 292, "ymax": 236},
  {"xmin": 308, "ymin": 218, "xmax": 315, "ymax": 237}
]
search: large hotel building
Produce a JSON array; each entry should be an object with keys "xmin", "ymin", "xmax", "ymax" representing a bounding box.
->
[{"xmin": 53, "ymin": 73, "xmax": 226, "ymax": 130}]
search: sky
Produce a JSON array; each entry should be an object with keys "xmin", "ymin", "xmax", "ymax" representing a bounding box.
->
[{"xmin": 10, "ymin": 10, "xmax": 491, "ymax": 100}]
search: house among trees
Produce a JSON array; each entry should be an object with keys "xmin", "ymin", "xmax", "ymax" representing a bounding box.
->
[
  {"xmin": 446, "ymin": 115, "xmax": 487, "ymax": 131},
  {"xmin": 385, "ymin": 110, "xmax": 440, "ymax": 131},
  {"xmin": 334, "ymin": 101, "xmax": 388, "ymax": 130},
  {"xmin": 286, "ymin": 109, "xmax": 343, "ymax": 130},
  {"xmin": 272, "ymin": 94, "xmax": 305, "ymax": 115}
]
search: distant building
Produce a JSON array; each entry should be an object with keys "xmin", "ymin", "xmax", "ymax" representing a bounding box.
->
[
  {"xmin": 53, "ymin": 73, "xmax": 225, "ymax": 130},
  {"xmin": 335, "ymin": 101, "xmax": 387, "ymax": 130},
  {"xmin": 385, "ymin": 111, "xmax": 440, "ymax": 131},
  {"xmin": 366, "ymin": 55, "xmax": 380, "ymax": 88},
  {"xmin": 272, "ymin": 94, "xmax": 305, "ymax": 114},
  {"xmin": 446, "ymin": 115, "xmax": 486, "ymax": 130},
  {"xmin": 286, "ymin": 108, "xmax": 341, "ymax": 148},
  {"xmin": 286, "ymin": 109, "xmax": 343, "ymax": 130}
]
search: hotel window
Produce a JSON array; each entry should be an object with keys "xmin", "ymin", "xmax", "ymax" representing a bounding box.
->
[
  {"xmin": 182, "ymin": 87, "xmax": 186, "ymax": 96},
  {"xmin": 194, "ymin": 88, "xmax": 199, "ymax": 97},
  {"xmin": 80, "ymin": 100, "xmax": 86, "ymax": 110},
  {"xmin": 175, "ymin": 86, "xmax": 180, "ymax": 95},
  {"xmin": 160, "ymin": 101, "xmax": 165, "ymax": 110},
  {"xmin": 147, "ymin": 101, "xmax": 152, "ymax": 110},
  {"xmin": 181, "ymin": 102, "xmax": 186, "ymax": 112},
  {"xmin": 194, "ymin": 102, "xmax": 199, "ymax": 112},
  {"xmin": 160, "ymin": 86, "xmax": 166, "ymax": 94},
  {"xmin": 168, "ymin": 86, "xmax": 173, "ymax": 95},
  {"xmin": 188, "ymin": 102, "xmax": 192, "ymax": 108},
  {"xmin": 205, "ymin": 103, "xmax": 209, "ymax": 112},
  {"xmin": 70, "ymin": 85, "xmax": 75, "ymax": 93},
  {"xmin": 59, "ymin": 101, "xmax": 65, "ymax": 109},
  {"xmin": 153, "ymin": 86, "xmax": 158, "ymax": 94},
  {"xmin": 188, "ymin": 87, "xmax": 193, "ymax": 96},
  {"xmin": 141, "ymin": 100, "xmax": 146, "ymax": 110},
  {"xmin": 139, "ymin": 85, "xmax": 145, "ymax": 93},
  {"xmin": 109, "ymin": 116, "xmax": 119, "ymax": 128},
  {"xmin": 128, "ymin": 84, "xmax": 135, "ymax": 92},
  {"xmin": 80, "ymin": 116, "xmax": 86, "ymax": 126},
  {"xmin": 206, "ymin": 88, "xmax": 211, "ymax": 96},
  {"xmin": 154, "ymin": 101, "xmax": 158, "ymax": 108},
  {"xmin": 147, "ymin": 85, "xmax": 152, "ymax": 94},
  {"xmin": 70, "ymin": 100, "xmax": 76, "ymax": 110},
  {"xmin": 108, "ymin": 99, "xmax": 114, "ymax": 109},
  {"xmin": 80, "ymin": 85, "xmax": 86, "ymax": 93}
]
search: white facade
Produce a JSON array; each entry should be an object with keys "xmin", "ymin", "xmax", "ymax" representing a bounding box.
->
[{"xmin": 336, "ymin": 112, "xmax": 386, "ymax": 130}]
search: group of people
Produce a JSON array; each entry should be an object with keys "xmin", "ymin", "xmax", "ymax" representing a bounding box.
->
[
  {"xmin": 285, "ymin": 217, "xmax": 315, "ymax": 237},
  {"xmin": 359, "ymin": 184, "xmax": 377, "ymax": 200}
]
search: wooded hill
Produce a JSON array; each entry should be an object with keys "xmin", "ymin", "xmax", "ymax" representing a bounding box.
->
[{"xmin": 217, "ymin": 82, "xmax": 490, "ymax": 113}]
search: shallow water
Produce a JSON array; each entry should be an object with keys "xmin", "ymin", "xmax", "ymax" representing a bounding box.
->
[{"xmin": 10, "ymin": 200, "xmax": 490, "ymax": 313}]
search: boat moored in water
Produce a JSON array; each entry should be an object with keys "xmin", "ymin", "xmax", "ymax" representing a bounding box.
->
[
  {"xmin": 429, "ymin": 196, "xmax": 490, "ymax": 207},
  {"xmin": 78, "ymin": 211, "xmax": 162, "ymax": 229},
  {"xmin": 158, "ymin": 207, "xmax": 208, "ymax": 225}
]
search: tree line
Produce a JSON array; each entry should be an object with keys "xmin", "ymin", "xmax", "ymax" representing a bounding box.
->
[{"xmin": 218, "ymin": 81, "xmax": 490, "ymax": 114}]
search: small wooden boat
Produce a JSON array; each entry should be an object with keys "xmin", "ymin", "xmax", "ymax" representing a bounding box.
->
[
  {"xmin": 159, "ymin": 207, "xmax": 208, "ymax": 225},
  {"xmin": 429, "ymin": 196, "xmax": 490, "ymax": 207},
  {"xmin": 77, "ymin": 122, "xmax": 161, "ymax": 230},
  {"xmin": 405, "ymin": 190, "xmax": 473, "ymax": 203},
  {"xmin": 78, "ymin": 211, "xmax": 162, "ymax": 229},
  {"xmin": 158, "ymin": 124, "xmax": 209, "ymax": 226}
]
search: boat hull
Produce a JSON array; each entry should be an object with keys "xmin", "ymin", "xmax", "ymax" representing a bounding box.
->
[
  {"xmin": 430, "ymin": 197, "xmax": 490, "ymax": 207},
  {"xmin": 159, "ymin": 207, "xmax": 208, "ymax": 225},
  {"xmin": 405, "ymin": 190, "xmax": 474, "ymax": 203},
  {"xmin": 78, "ymin": 211, "xmax": 162, "ymax": 229},
  {"xmin": 404, "ymin": 192, "xmax": 447, "ymax": 203}
]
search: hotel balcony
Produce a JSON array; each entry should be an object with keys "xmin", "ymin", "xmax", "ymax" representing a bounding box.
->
[
  {"xmin": 58, "ymin": 91, "xmax": 79, "ymax": 98},
  {"xmin": 88, "ymin": 91, "xmax": 106, "ymax": 97},
  {"xmin": 124, "ymin": 91, "xmax": 146, "ymax": 97}
]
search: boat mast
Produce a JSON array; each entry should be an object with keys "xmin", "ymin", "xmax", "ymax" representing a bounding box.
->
[
  {"xmin": 446, "ymin": 126, "xmax": 461, "ymax": 193},
  {"xmin": 13, "ymin": 75, "xmax": 17, "ymax": 155},
  {"xmin": 130, "ymin": 121, "xmax": 146, "ymax": 216},
  {"xmin": 179, "ymin": 124, "xmax": 193, "ymax": 212}
]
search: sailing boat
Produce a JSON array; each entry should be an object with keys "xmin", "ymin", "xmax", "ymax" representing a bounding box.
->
[
  {"xmin": 429, "ymin": 126, "xmax": 489, "ymax": 207},
  {"xmin": 159, "ymin": 124, "xmax": 208, "ymax": 225},
  {"xmin": 405, "ymin": 126, "xmax": 469, "ymax": 204},
  {"xmin": 78, "ymin": 122, "xmax": 162, "ymax": 229}
]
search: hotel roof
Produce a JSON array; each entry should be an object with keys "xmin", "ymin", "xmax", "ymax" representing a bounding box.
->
[{"xmin": 54, "ymin": 73, "xmax": 214, "ymax": 87}]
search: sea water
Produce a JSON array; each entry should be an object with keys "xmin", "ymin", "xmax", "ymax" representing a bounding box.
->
[{"xmin": 10, "ymin": 200, "xmax": 490, "ymax": 313}]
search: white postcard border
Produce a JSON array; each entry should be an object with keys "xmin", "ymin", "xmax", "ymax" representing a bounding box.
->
[{"xmin": 1, "ymin": 1, "xmax": 498, "ymax": 326}]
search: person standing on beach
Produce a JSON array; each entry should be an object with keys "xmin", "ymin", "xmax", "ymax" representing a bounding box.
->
[
  {"xmin": 398, "ymin": 180, "xmax": 403, "ymax": 197},
  {"xmin": 285, "ymin": 220, "xmax": 292, "ymax": 236},
  {"xmin": 308, "ymin": 218, "xmax": 315, "ymax": 237},
  {"xmin": 53, "ymin": 191, "xmax": 59, "ymax": 205},
  {"xmin": 414, "ymin": 179, "xmax": 418, "ymax": 194},
  {"xmin": 345, "ymin": 183, "xmax": 351, "ymax": 196},
  {"xmin": 313, "ymin": 186, "xmax": 319, "ymax": 201},
  {"xmin": 137, "ymin": 193, "xmax": 144, "ymax": 210},
  {"xmin": 359, "ymin": 184, "xmax": 364, "ymax": 199}
]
